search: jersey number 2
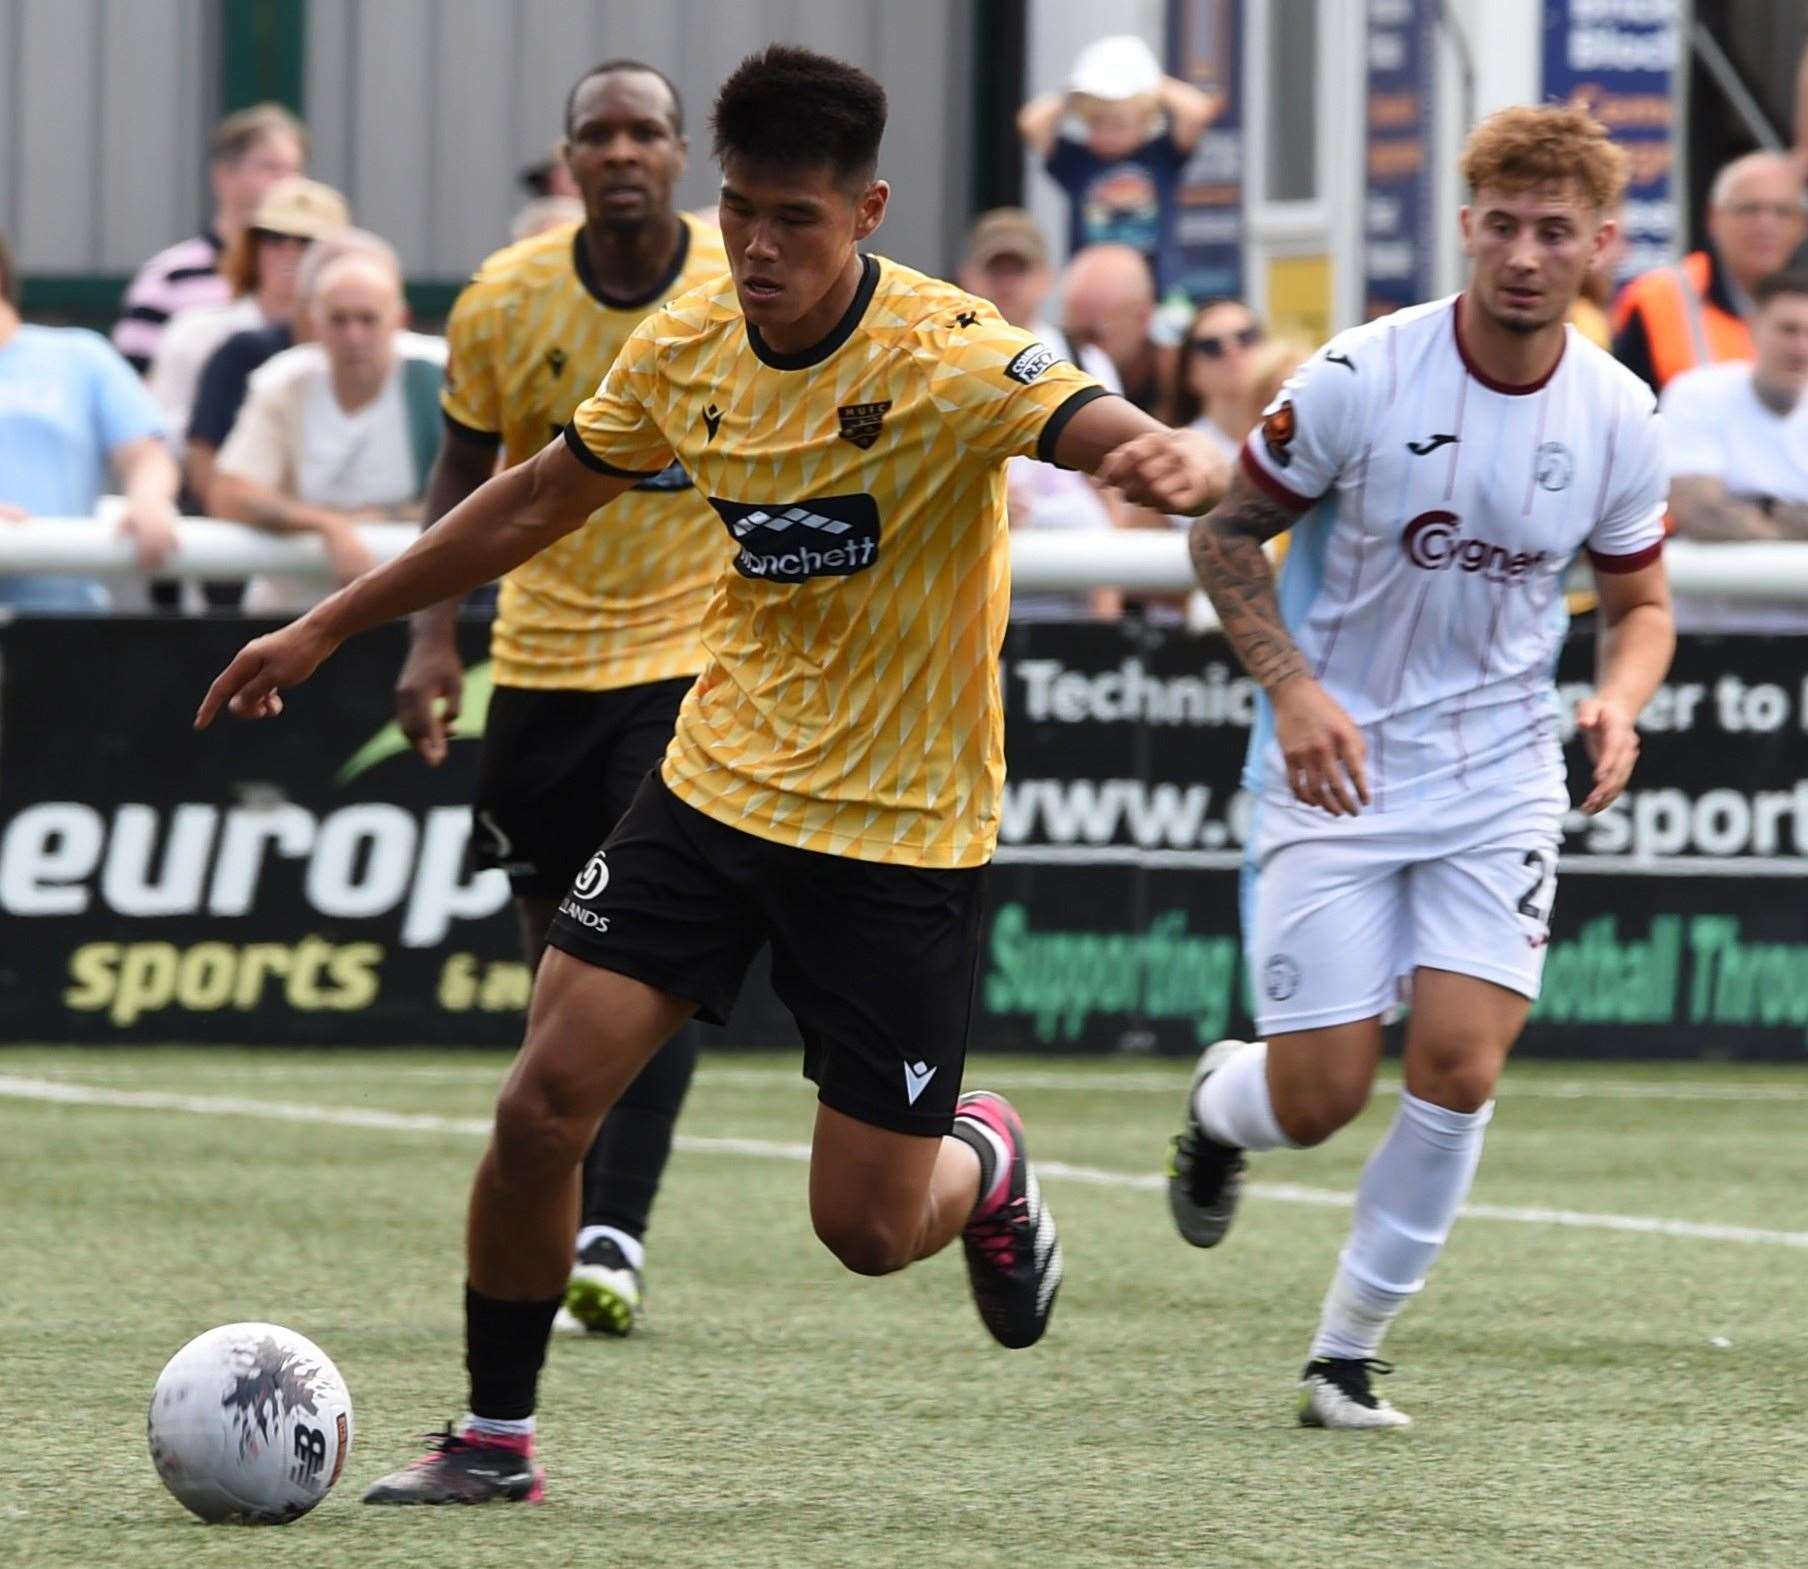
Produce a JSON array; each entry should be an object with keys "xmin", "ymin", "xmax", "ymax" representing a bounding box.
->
[{"xmin": 1516, "ymin": 849, "xmax": 1556, "ymax": 922}]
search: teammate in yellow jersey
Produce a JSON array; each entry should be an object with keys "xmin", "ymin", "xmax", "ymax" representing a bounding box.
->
[
  {"xmin": 196, "ymin": 45, "xmax": 1229, "ymax": 1506},
  {"xmin": 393, "ymin": 61, "xmax": 726, "ymax": 1343}
]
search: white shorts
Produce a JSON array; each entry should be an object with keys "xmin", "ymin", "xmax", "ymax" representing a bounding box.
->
[{"xmin": 1244, "ymin": 773, "xmax": 1566, "ymax": 1037}]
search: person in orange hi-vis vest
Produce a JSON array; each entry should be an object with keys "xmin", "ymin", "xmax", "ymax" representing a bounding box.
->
[{"xmin": 1611, "ymin": 150, "xmax": 1805, "ymax": 394}]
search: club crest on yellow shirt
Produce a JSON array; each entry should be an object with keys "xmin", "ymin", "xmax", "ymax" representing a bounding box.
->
[{"xmin": 836, "ymin": 400, "xmax": 892, "ymax": 450}]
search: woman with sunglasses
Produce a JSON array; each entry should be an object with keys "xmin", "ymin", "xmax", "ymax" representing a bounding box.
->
[{"xmin": 1173, "ymin": 298, "xmax": 1265, "ymax": 460}]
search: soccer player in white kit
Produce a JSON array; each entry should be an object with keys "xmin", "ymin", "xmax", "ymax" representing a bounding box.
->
[{"xmin": 1104, "ymin": 104, "xmax": 1677, "ymax": 1427}]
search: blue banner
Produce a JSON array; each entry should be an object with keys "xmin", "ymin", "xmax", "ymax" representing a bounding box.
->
[
  {"xmin": 1541, "ymin": 0, "xmax": 1681, "ymax": 281},
  {"xmin": 1363, "ymin": 0, "xmax": 1438, "ymax": 318},
  {"xmin": 1165, "ymin": 0, "xmax": 1244, "ymax": 302}
]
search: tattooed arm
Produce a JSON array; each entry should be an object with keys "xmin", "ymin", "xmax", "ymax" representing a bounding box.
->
[
  {"xmin": 1186, "ymin": 467, "xmax": 1310, "ymax": 688},
  {"xmin": 1190, "ymin": 469, "xmax": 1370, "ymax": 814}
]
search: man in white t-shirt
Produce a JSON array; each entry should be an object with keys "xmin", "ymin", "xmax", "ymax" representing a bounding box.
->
[
  {"xmin": 1661, "ymin": 269, "xmax": 1808, "ymax": 630},
  {"xmin": 211, "ymin": 246, "xmax": 445, "ymax": 610},
  {"xmin": 1102, "ymin": 105, "xmax": 1675, "ymax": 1428}
]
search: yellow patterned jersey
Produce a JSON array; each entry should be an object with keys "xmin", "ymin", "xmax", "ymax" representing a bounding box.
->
[
  {"xmin": 568, "ymin": 254, "xmax": 1108, "ymax": 868},
  {"xmin": 442, "ymin": 214, "xmax": 728, "ymax": 690}
]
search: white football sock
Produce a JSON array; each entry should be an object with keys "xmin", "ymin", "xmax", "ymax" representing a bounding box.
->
[
  {"xmin": 463, "ymin": 1411, "xmax": 535, "ymax": 1439},
  {"xmin": 576, "ymin": 1224, "xmax": 645, "ymax": 1271},
  {"xmin": 1310, "ymin": 1090, "xmax": 1493, "ymax": 1362},
  {"xmin": 1194, "ymin": 1041, "xmax": 1295, "ymax": 1151}
]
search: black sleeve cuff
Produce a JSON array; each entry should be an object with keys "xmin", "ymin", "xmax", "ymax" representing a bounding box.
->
[
  {"xmin": 1036, "ymin": 384, "xmax": 1114, "ymax": 466},
  {"xmin": 561, "ymin": 421, "xmax": 665, "ymax": 478},
  {"xmin": 442, "ymin": 409, "xmax": 502, "ymax": 448}
]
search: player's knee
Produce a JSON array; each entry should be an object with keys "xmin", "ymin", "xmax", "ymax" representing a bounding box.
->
[
  {"xmin": 812, "ymin": 1211, "xmax": 913, "ymax": 1277},
  {"xmin": 1277, "ymin": 1079, "xmax": 1371, "ymax": 1146},
  {"xmin": 491, "ymin": 1073, "xmax": 590, "ymax": 1187},
  {"xmin": 1411, "ymin": 1059, "xmax": 1499, "ymax": 1114}
]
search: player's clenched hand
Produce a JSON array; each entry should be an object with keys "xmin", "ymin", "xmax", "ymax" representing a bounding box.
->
[
  {"xmin": 1096, "ymin": 429, "xmax": 1229, "ymax": 516},
  {"xmin": 193, "ymin": 618, "xmax": 340, "ymax": 730},
  {"xmin": 1273, "ymin": 678, "xmax": 1371, "ymax": 816},
  {"xmin": 1575, "ymin": 694, "xmax": 1638, "ymax": 814},
  {"xmin": 394, "ymin": 632, "xmax": 464, "ymax": 767}
]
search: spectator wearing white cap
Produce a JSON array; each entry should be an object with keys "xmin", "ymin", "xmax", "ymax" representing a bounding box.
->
[
  {"xmin": 1017, "ymin": 35, "xmax": 1219, "ymax": 295},
  {"xmin": 149, "ymin": 177, "xmax": 352, "ymax": 463}
]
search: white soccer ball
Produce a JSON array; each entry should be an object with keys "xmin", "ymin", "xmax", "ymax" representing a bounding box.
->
[{"xmin": 147, "ymin": 1322, "xmax": 354, "ymax": 1524}]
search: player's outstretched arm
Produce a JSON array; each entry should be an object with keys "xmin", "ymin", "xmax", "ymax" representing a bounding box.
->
[
  {"xmin": 194, "ymin": 437, "xmax": 637, "ymax": 731},
  {"xmin": 1062, "ymin": 398, "xmax": 1230, "ymax": 513},
  {"xmin": 1576, "ymin": 560, "xmax": 1674, "ymax": 815},
  {"xmin": 1185, "ymin": 468, "xmax": 1371, "ymax": 817}
]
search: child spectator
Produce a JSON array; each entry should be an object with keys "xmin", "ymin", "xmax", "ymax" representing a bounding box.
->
[{"xmin": 1017, "ymin": 35, "xmax": 1218, "ymax": 296}]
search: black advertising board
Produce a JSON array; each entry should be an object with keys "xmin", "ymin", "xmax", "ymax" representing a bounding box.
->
[
  {"xmin": 2, "ymin": 616, "xmax": 1805, "ymax": 1058},
  {"xmin": 981, "ymin": 620, "xmax": 1808, "ymax": 1060},
  {"xmin": 0, "ymin": 616, "xmax": 794, "ymax": 1048}
]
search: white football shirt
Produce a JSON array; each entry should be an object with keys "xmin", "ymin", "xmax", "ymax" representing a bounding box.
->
[
  {"xmin": 1240, "ymin": 294, "xmax": 1666, "ymax": 811},
  {"xmin": 1656, "ymin": 361, "xmax": 1808, "ymax": 632},
  {"xmin": 1657, "ymin": 360, "xmax": 1808, "ymax": 503}
]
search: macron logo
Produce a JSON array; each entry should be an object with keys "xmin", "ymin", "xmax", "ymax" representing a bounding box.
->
[{"xmin": 903, "ymin": 1060, "xmax": 938, "ymax": 1105}]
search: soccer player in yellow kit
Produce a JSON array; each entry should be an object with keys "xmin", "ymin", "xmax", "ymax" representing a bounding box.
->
[
  {"xmin": 196, "ymin": 45, "xmax": 1228, "ymax": 1505},
  {"xmin": 394, "ymin": 61, "xmax": 726, "ymax": 1340}
]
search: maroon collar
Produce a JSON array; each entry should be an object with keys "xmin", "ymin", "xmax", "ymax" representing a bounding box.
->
[{"xmin": 1452, "ymin": 294, "xmax": 1565, "ymax": 395}]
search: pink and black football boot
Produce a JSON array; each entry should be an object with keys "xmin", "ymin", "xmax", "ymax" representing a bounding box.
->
[
  {"xmin": 361, "ymin": 1424, "xmax": 545, "ymax": 1505},
  {"xmin": 953, "ymin": 1091, "xmax": 1064, "ymax": 1349}
]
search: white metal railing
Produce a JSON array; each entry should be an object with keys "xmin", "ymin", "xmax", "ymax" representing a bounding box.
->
[{"xmin": 4, "ymin": 515, "xmax": 1807, "ymax": 608}]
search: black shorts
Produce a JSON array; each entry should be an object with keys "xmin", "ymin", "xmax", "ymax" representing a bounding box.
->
[
  {"xmin": 471, "ymin": 678, "xmax": 693, "ymax": 897},
  {"xmin": 546, "ymin": 773, "xmax": 987, "ymax": 1137}
]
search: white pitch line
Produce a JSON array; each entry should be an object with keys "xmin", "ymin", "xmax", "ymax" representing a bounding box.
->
[
  {"xmin": 12, "ymin": 1059, "xmax": 1808, "ymax": 1104},
  {"xmin": 1, "ymin": 1073, "xmax": 1804, "ymax": 1252}
]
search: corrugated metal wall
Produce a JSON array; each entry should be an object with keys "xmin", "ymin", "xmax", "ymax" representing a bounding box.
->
[
  {"xmin": 305, "ymin": 0, "xmax": 976, "ymax": 282},
  {"xmin": 2, "ymin": 0, "xmax": 975, "ymax": 284},
  {"xmin": 0, "ymin": 0, "xmax": 214, "ymax": 273}
]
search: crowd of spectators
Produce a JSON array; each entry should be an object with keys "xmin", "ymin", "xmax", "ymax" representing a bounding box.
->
[{"xmin": 5, "ymin": 31, "xmax": 1808, "ymax": 632}]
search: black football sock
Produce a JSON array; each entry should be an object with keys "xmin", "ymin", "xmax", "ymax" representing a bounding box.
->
[
  {"xmin": 581, "ymin": 1027, "xmax": 700, "ymax": 1242},
  {"xmin": 465, "ymin": 1284, "xmax": 562, "ymax": 1422}
]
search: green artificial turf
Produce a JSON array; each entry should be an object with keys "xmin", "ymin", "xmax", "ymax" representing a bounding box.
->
[{"xmin": 2, "ymin": 1048, "xmax": 1804, "ymax": 1567}]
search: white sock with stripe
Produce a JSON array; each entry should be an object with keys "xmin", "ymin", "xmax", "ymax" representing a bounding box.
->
[{"xmin": 1310, "ymin": 1090, "xmax": 1493, "ymax": 1361}]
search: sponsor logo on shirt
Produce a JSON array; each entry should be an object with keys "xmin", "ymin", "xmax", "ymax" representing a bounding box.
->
[
  {"xmin": 1260, "ymin": 399, "xmax": 1297, "ymax": 468},
  {"xmin": 1401, "ymin": 510, "xmax": 1548, "ymax": 583},
  {"xmin": 709, "ymin": 494, "xmax": 882, "ymax": 583},
  {"xmin": 1005, "ymin": 343, "xmax": 1059, "ymax": 385}
]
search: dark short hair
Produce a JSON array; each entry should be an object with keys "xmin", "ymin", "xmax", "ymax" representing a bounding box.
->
[
  {"xmin": 711, "ymin": 45, "xmax": 886, "ymax": 187},
  {"xmin": 210, "ymin": 103, "xmax": 307, "ymax": 165},
  {"xmin": 1752, "ymin": 269, "xmax": 1808, "ymax": 310},
  {"xmin": 565, "ymin": 60, "xmax": 684, "ymax": 137},
  {"xmin": 0, "ymin": 230, "xmax": 15, "ymax": 309}
]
